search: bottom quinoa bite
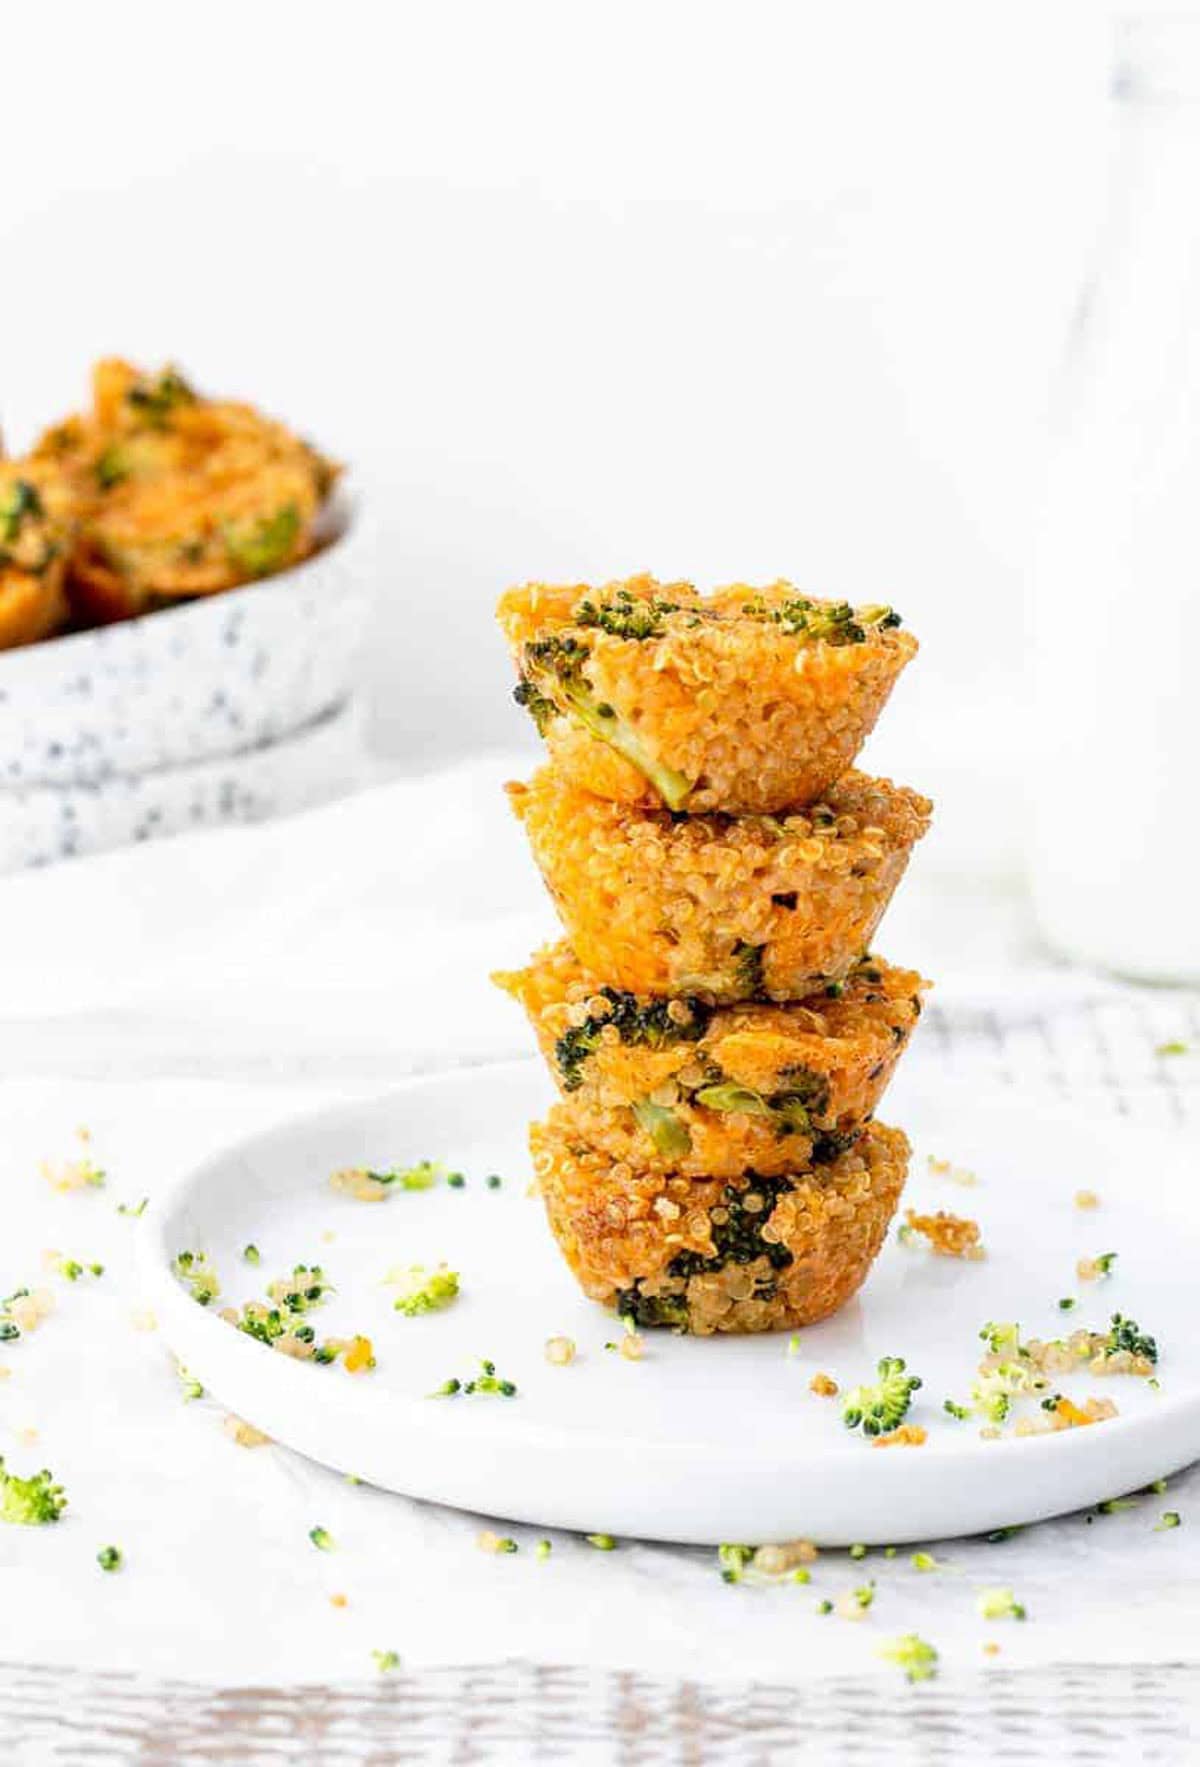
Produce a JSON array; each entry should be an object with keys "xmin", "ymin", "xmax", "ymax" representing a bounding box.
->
[{"xmin": 531, "ymin": 1118, "xmax": 910, "ymax": 1335}]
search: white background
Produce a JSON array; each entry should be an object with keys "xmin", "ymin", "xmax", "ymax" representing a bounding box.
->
[{"xmin": 0, "ymin": 1, "xmax": 1147, "ymax": 869}]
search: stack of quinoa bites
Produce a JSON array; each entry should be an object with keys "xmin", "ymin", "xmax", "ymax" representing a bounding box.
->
[{"xmin": 495, "ymin": 575, "xmax": 932, "ymax": 1336}]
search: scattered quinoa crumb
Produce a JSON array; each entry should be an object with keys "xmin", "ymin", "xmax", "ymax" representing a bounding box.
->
[
  {"xmin": 982, "ymin": 1641, "xmax": 1001, "ymax": 1657},
  {"xmin": 1077, "ymin": 1253, "xmax": 1117, "ymax": 1282},
  {"xmin": 903, "ymin": 1208, "xmax": 984, "ymax": 1260},
  {"xmin": 873, "ymin": 1424, "xmax": 927, "ymax": 1448},
  {"xmin": 810, "ymin": 1372, "xmax": 839, "ymax": 1397},
  {"xmin": 1074, "ymin": 1189, "xmax": 1100, "ymax": 1210},
  {"xmin": 130, "ymin": 1308, "xmax": 158, "ymax": 1333},
  {"xmin": 222, "ymin": 1415, "xmax": 271, "ymax": 1448},
  {"xmin": 330, "ymin": 1593, "xmax": 348, "ymax": 1609},
  {"xmin": 753, "ymin": 1539, "xmax": 818, "ymax": 1575},
  {"xmin": 927, "ymin": 1155, "xmax": 977, "ymax": 1187},
  {"xmin": 618, "ymin": 1331, "xmax": 644, "ymax": 1362},
  {"xmin": 40, "ymin": 1153, "xmax": 106, "ymax": 1193},
  {"xmin": 545, "ymin": 1335, "xmax": 577, "ymax": 1366}
]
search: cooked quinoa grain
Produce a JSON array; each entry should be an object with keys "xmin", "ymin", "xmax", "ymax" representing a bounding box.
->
[
  {"xmin": 531, "ymin": 1117, "xmax": 909, "ymax": 1334},
  {"xmin": 509, "ymin": 767, "xmax": 931, "ymax": 1003},
  {"xmin": 495, "ymin": 943, "xmax": 927, "ymax": 1176},
  {"xmin": 498, "ymin": 575, "xmax": 917, "ymax": 813}
]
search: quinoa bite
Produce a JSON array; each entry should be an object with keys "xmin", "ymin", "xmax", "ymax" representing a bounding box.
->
[
  {"xmin": 495, "ymin": 943, "xmax": 928, "ymax": 1177},
  {"xmin": 532, "ymin": 1117, "xmax": 910, "ymax": 1334},
  {"xmin": 498, "ymin": 574, "xmax": 917, "ymax": 813},
  {"xmin": 34, "ymin": 358, "xmax": 339, "ymax": 625},
  {"xmin": 508, "ymin": 765, "xmax": 932, "ymax": 1003},
  {"xmin": 0, "ymin": 461, "xmax": 78, "ymax": 650}
]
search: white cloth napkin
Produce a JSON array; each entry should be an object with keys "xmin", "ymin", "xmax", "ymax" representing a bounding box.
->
[{"xmin": 1, "ymin": 756, "xmax": 1198, "ymax": 1690}]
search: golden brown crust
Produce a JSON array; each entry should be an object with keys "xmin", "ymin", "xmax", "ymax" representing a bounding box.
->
[
  {"xmin": 499, "ymin": 574, "xmax": 917, "ymax": 813},
  {"xmin": 532, "ymin": 1117, "xmax": 910, "ymax": 1334},
  {"xmin": 508, "ymin": 765, "xmax": 932, "ymax": 1002},
  {"xmin": 495, "ymin": 943, "xmax": 928, "ymax": 1177}
]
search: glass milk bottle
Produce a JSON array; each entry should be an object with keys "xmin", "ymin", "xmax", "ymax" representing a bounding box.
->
[{"xmin": 1030, "ymin": 17, "xmax": 1200, "ymax": 981}]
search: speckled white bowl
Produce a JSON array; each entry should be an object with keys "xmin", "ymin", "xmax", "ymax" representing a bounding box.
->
[
  {"xmin": 0, "ymin": 699, "xmax": 365, "ymax": 871},
  {"xmin": 0, "ymin": 489, "xmax": 368, "ymax": 788}
]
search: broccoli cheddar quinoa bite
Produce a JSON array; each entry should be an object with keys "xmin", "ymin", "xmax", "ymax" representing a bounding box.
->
[
  {"xmin": 495, "ymin": 942, "xmax": 928, "ymax": 1178},
  {"xmin": 34, "ymin": 358, "xmax": 340, "ymax": 626},
  {"xmin": 531, "ymin": 1116, "xmax": 910, "ymax": 1334},
  {"xmin": 508, "ymin": 765, "xmax": 932, "ymax": 1003},
  {"xmin": 0, "ymin": 462, "xmax": 77, "ymax": 650},
  {"xmin": 498, "ymin": 575, "xmax": 918, "ymax": 813}
]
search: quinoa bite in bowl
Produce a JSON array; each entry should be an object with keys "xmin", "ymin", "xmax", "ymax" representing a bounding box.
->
[
  {"xmin": 495, "ymin": 942, "xmax": 928, "ymax": 1178},
  {"xmin": 508, "ymin": 765, "xmax": 932, "ymax": 1003},
  {"xmin": 33, "ymin": 358, "xmax": 339, "ymax": 627},
  {"xmin": 531, "ymin": 1115, "xmax": 910, "ymax": 1335},
  {"xmin": 498, "ymin": 574, "xmax": 917, "ymax": 814},
  {"xmin": 0, "ymin": 460, "xmax": 78, "ymax": 651}
]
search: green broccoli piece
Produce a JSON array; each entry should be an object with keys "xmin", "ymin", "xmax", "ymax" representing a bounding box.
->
[
  {"xmin": 717, "ymin": 1542, "xmax": 754, "ymax": 1584},
  {"xmin": 573, "ymin": 587, "xmax": 683, "ymax": 640},
  {"xmin": 97, "ymin": 1545, "xmax": 123, "ymax": 1572},
  {"xmin": 125, "ymin": 366, "xmax": 196, "ymax": 423},
  {"xmin": 879, "ymin": 1633, "xmax": 939, "ymax": 1682},
  {"xmin": 978, "ymin": 1321, "xmax": 1022, "ymax": 1357},
  {"xmin": 693, "ymin": 1066, "xmax": 829, "ymax": 1139},
  {"xmin": 94, "ymin": 445, "xmax": 130, "ymax": 489},
  {"xmin": 172, "ymin": 1250, "xmax": 220, "ymax": 1306},
  {"xmin": 668, "ymin": 1175, "xmax": 797, "ymax": 1281},
  {"xmin": 390, "ymin": 1264, "xmax": 460, "ymax": 1316},
  {"xmin": 976, "ymin": 1586, "xmax": 1026, "ymax": 1620},
  {"xmin": 223, "ymin": 504, "xmax": 301, "ymax": 578},
  {"xmin": 631, "ymin": 1099, "xmax": 692, "ymax": 1161},
  {"xmin": 521, "ymin": 634, "xmax": 692, "ymax": 809},
  {"xmin": 0, "ymin": 1459, "xmax": 67, "ymax": 1526},
  {"xmin": 0, "ymin": 478, "xmax": 44, "ymax": 545},
  {"xmin": 614, "ymin": 1285, "xmax": 690, "ymax": 1330},
  {"xmin": 512, "ymin": 678, "xmax": 559, "ymax": 735},
  {"xmin": 553, "ymin": 987, "xmax": 709, "ymax": 1091},
  {"xmin": 1106, "ymin": 1314, "xmax": 1158, "ymax": 1363},
  {"xmin": 372, "ymin": 1649, "xmax": 400, "ymax": 1674},
  {"xmin": 970, "ymin": 1360, "xmax": 1048, "ymax": 1423},
  {"xmin": 731, "ymin": 941, "xmax": 766, "ymax": 998},
  {"xmin": 309, "ymin": 1525, "xmax": 335, "ymax": 1551},
  {"xmin": 842, "ymin": 1357, "xmax": 923, "ymax": 1437}
]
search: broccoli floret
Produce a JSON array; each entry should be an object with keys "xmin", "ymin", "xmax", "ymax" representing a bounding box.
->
[
  {"xmin": 731, "ymin": 941, "xmax": 766, "ymax": 998},
  {"xmin": 522, "ymin": 634, "xmax": 693, "ymax": 809},
  {"xmin": 125, "ymin": 366, "xmax": 196, "ymax": 423},
  {"xmin": 970, "ymin": 1360, "xmax": 1048, "ymax": 1423},
  {"xmin": 693, "ymin": 1065, "xmax": 829, "ymax": 1139},
  {"xmin": 0, "ymin": 1459, "xmax": 67, "ymax": 1526},
  {"xmin": 717, "ymin": 1542, "xmax": 754, "ymax": 1584},
  {"xmin": 631, "ymin": 1099, "xmax": 692, "ymax": 1161},
  {"xmin": 389, "ymin": 1264, "xmax": 461, "ymax": 1316},
  {"xmin": 224, "ymin": 504, "xmax": 301, "ymax": 578},
  {"xmin": 668, "ymin": 1174, "xmax": 796, "ymax": 1279},
  {"xmin": 879, "ymin": 1633, "xmax": 939, "ymax": 1683},
  {"xmin": 1106, "ymin": 1314, "xmax": 1158, "ymax": 1364},
  {"xmin": 94, "ymin": 445, "xmax": 130, "ymax": 489},
  {"xmin": 172, "ymin": 1250, "xmax": 220, "ymax": 1306},
  {"xmin": 0, "ymin": 478, "xmax": 44, "ymax": 545},
  {"xmin": 369, "ymin": 1161, "xmax": 443, "ymax": 1191},
  {"xmin": 842, "ymin": 1357, "xmax": 923, "ymax": 1437},
  {"xmin": 978, "ymin": 1321, "xmax": 1022, "ymax": 1357},
  {"xmin": 615, "ymin": 1285, "xmax": 691, "ymax": 1330},
  {"xmin": 743, "ymin": 596, "xmax": 901, "ymax": 647},
  {"xmin": 513, "ymin": 677, "xmax": 558, "ymax": 735},
  {"xmin": 977, "ymin": 1586, "xmax": 1026, "ymax": 1620},
  {"xmin": 309, "ymin": 1525, "xmax": 335, "ymax": 1552},
  {"xmin": 97, "ymin": 1545, "xmax": 123, "ymax": 1572},
  {"xmin": 573, "ymin": 587, "xmax": 684, "ymax": 640},
  {"xmin": 553, "ymin": 988, "xmax": 709, "ymax": 1091}
]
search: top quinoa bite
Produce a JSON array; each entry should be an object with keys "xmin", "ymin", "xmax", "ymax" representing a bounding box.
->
[{"xmin": 498, "ymin": 574, "xmax": 917, "ymax": 814}]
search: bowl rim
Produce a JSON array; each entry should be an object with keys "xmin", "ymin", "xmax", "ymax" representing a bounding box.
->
[{"xmin": 0, "ymin": 483, "xmax": 359, "ymax": 677}]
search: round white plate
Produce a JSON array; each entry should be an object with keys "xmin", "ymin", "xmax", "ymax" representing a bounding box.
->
[{"xmin": 140, "ymin": 1060, "xmax": 1199, "ymax": 1546}]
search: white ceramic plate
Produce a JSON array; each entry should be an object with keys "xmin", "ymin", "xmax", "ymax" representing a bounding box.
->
[{"xmin": 140, "ymin": 1061, "xmax": 1199, "ymax": 1546}]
